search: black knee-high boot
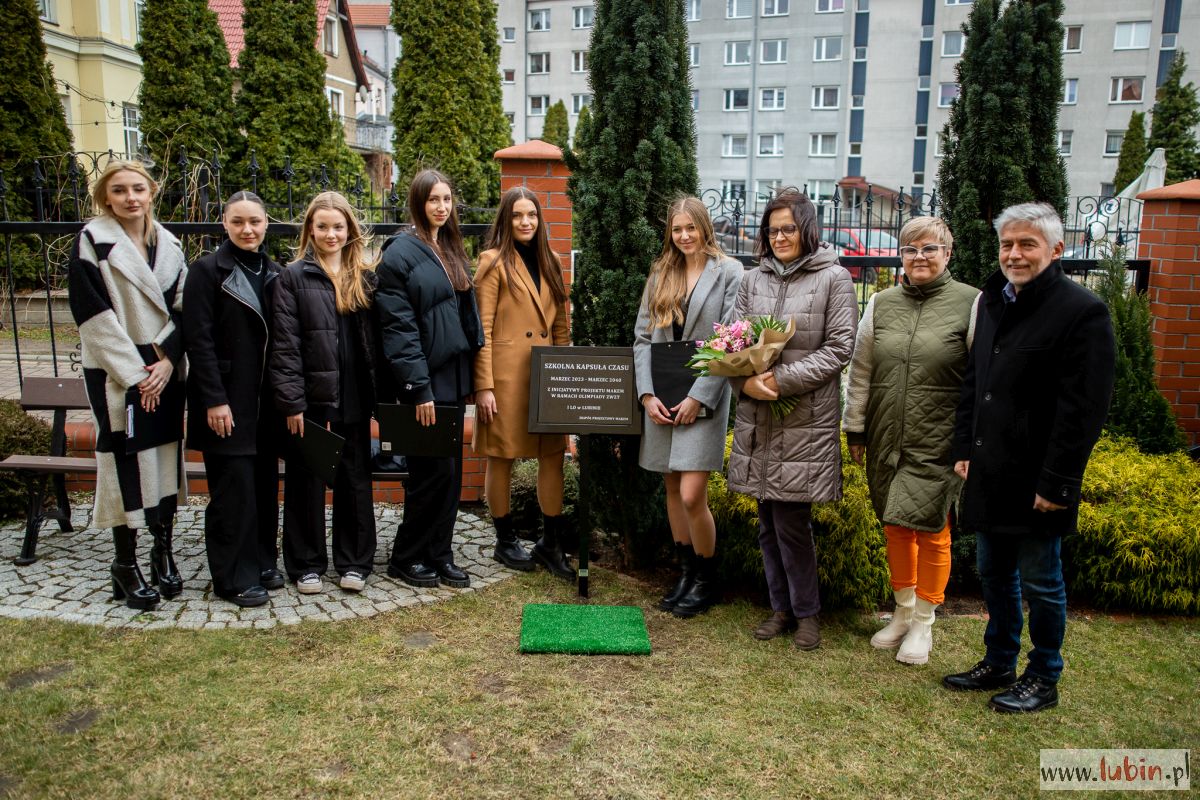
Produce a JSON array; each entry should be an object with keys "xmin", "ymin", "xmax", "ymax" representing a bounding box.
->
[
  {"xmin": 111, "ymin": 526, "xmax": 160, "ymax": 610},
  {"xmin": 148, "ymin": 523, "xmax": 183, "ymax": 599}
]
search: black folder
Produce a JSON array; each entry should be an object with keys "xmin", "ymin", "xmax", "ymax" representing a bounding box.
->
[
  {"xmin": 123, "ymin": 380, "xmax": 185, "ymax": 453},
  {"xmin": 285, "ymin": 419, "xmax": 345, "ymax": 486},
  {"xmin": 376, "ymin": 403, "xmax": 462, "ymax": 459},
  {"xmin": 649, "ymin": 341, "xmax": 712, "ymax": 419}
]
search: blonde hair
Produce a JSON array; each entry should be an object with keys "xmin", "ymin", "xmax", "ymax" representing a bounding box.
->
[
  {"xmin": 296, "ymin": 191, "xmax": 374, "ymax": 314},
  {"xmin": 645, "ymin": 196, "xmax": 724, "ymax": 329},
  {"xmin": 90, "ymin": 159, "xmax": 159, "ymax": 245},
  {"xmin": 899, "ymin": 216, "xmax": 954, "ymax": 248}
]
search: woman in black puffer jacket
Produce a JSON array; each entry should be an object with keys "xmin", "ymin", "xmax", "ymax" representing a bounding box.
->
[{"xmin": 269, "ymin": 191, "xmax": 378, "ymax": 596}]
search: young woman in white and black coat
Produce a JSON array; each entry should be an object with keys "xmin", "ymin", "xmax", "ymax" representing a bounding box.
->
[
  {"xmin": 375, "ymin": 169, "xmax": 484, "ymax": 590},
  {"xmin": 67, "ymin": 160, "xmax": 187, "ymax": 611},
  {"xmin": 268, "ymin": 191, "xmax": 378, "ymax": 595},
  {"xmin": 183, "ymin": 191, "xmax": 284, "ymax": 608}
]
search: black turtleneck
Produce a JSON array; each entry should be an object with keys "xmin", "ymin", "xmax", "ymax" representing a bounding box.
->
[
  {"xmin": 232, "ymin": 245, "xmax": 267, "ymax": 302},
  {"xmin": 514, "ymin": 240, "xmax": 541, "ymax": 294}
]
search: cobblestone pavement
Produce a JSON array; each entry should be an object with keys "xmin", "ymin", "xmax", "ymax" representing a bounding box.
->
[{"xmin": 0, "ymin": 504, "xmax": 514, "ymax": 629}]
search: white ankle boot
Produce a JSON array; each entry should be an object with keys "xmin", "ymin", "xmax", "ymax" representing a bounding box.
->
[
  {"xmin": 896, "ymin": 597, "xmax": 937, "ymax": 665},
  {"xmin": 870, "ymin": 586, "xmax": 915, "ymax": 649}
]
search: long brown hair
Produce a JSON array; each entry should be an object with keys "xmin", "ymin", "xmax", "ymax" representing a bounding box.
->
[
  {"xmin": 756, "ymin": 191, "xmax": 820, "ymax": 261},
  {"xmin": 644, "ymin": 196, "xmax": 724, "ymax": 329},
  {"xmin": 296, "ymin": 191, "xmax": 373, "ymax": 313},
  {"xmin": 483, "ymin": 187, "xmax": 568, "ymax": 305},
  {"xmin": 90, "ymin": 159, "xmax": 160, "ymax": 245},
  {"xmin": 407, "ymin": 169, "xmax": 471, "ymax": 291}
]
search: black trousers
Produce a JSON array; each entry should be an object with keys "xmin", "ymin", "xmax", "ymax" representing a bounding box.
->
[
  {"xmin": 282, "ymin": 419, "xmax": 376, "ymax": 580},
  {"xmin": 203, "ymin": 451, "xmax": 280, "ymax": 596},
  {"xmin": 390, "ymin": 413, "xmax": 464, "ymax": 568}
]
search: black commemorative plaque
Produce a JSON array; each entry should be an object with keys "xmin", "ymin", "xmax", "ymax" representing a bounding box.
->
[{"xmin": 528, "ymin": 346, "xmax": 641, "ymax": 436}]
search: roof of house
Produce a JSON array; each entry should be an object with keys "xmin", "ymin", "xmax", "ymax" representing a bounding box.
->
[{"xmin": 347, "ymin": 4, "xmax": 391, "ymax": 27}]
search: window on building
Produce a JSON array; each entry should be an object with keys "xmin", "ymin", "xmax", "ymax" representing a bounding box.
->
[
  {"xmin": 942, "ymin": 30, "xmax": 964, "ymax": 56},
  {"xmin": 1100, "ymin": 182, "xmax": 1115, "ymax": 197},
  {"xmin": 727, "ymin": 0, "xmax": 751, "ymax": 18},
  {"xmin": 528, "ymin": 9, "xmax": 550, "ymax": 30},
  {"xmin": 134, "ymin": 0, "xmax": 146, "ymax": 42},
  {"xmin": 913, "ymin": 172, "xmax": 925, "ymax": 185},
  {"xmin": 807, "ymin": 180, "xmax": 836, "ymax": 202},
  {"xmin": 934, "ymin": 133, "xmax": 945, "ymax": 157},
  {"xmin": 1162, "ymin": 33, "xmax": 1178, "ymax": 50},
  {"xmin": 816, "ymin": 0, "xmax": 844, "ymax": 11},
  {"xmin": 529, "ymin": 52, "xmax": 550, "ymax": 74},
  {"xmin": 856, "ymin": 0, "xmax": 868, "ymax": 9},
  {"xmin": 323, "ymin": 15, "xmax": 338, "ymax": 55},
  {"xmin": 572, "ymin": 94, "xmax": 592, "ymax": 114},
  {"xmin": 915, "ymin": 124, "xmax": 927, "ymax": 138},
  {"xmin": 690, "ymin": 44, "xmax": 701, "ymax": 67},
  {"xmin": 945, "ymin": 0, "xmax": 972, "ymax": 5},
  {"xmin": 725, "ymin": 41, "xmax": 752, "ymax": 65},
  {"xmin": 918, "ymin": 75, "xmax": 931, "ymax": 90},
  {"xmin": 757, "ymin": 179, "xmax": 783, "ymax": 200},
  {"xmin": 572, "ymin": 51, "xmax": 589, "ymax": 72},
  {"xmin": 921, "ymin": 25, "xmax": 933, "ymax": 41},
  {"xmin": 573, "ymin": 5, "xmax": 594, "ymax": 28},
  {"xmin": 1113, "ymin": 21, "xmax": 1151, "ymax": 50},
  {"xmin": 763, "ymin": 0, "xmax": 789, "ymax": 16},
  {"xmin": 761, "ymin": 39, "xmax": 788, "ymax": 64},
  {"xmin": 686, "ymin": 0, "xmax": 701, "ymax": 21},
  {"xmin": 721, "ymin": 180, "xmax": 746, "ymax": 200},
  {"xmin": 724, "ymin": 88, "xmax": 750, "ymax": 110},
  {"xmin": 502, "ymin": 69, "xmax": 515, "ymax": 83},
  {"xmin": 812, "ymin": 86, "xmax": 840, "ymax": 109},
  {"xmin": 502, "ymin": 27, "xmax": 516, "ymax": 42},
  {"xmin": 122, "ymin": 105, "xmax": 141, "ymax": 158},
  {"xmin": 1058, "ymin": 130, "xmax": 1073, "ymax": 156},
  {"xmin": 1109, "ymin": 76, "xmax": 1144, "ymax": 103},
  {"xmin": 813, "ymin": 36, "xmax": 842, "ymax": 61},
  {"xmin": 723, "ymin": 134, "xmax": 749, "ymax": 157},
  {"xmin": 809, "ymin": 133, "xmax": 837, "ymax": 156},
  {"xmin": 938, "ymin": 82, "xmax": 959, "ymax": 107},
  {"xmin": 692, "ymin": 90, "xmax": 700, "ymax": 110},
  {"xmin": 529, "ymin": 95, "xmax": 550, "ymax": 115},
  {"xmin": 1103, "ymin": 130, "xmax": 1124, "ymax": 156},
  {"xmin": 758, "ymin": 134, "xmax": 784, "ymax": 157},
  {"xmin": 854, "ymin": 46, "xmax": 868, "ymax": 61},
  {"xmin": 760, "ymin": 87, "xmax": 786, "ymax": 110},
  {"xmin": 37, "ymin": 0, "xmax": 56, "ymax": 22},
  {"xmin": 1063, "ymin": 25, "xmax": 1081, "ymax": 52},
  {"xmin": 325, "ymin": 87, "xmax": 343, "ymax": 120},
  {"xmin": 849, "ymin": 141, "xmax": 862, "ymax": 155},
  {"xmin": 505, "ymin": 112, "xmax": 515, "ymax": 127},
  {"xmin": 1062, "ymin": 78, "xmax": 1078, "ymax": 104},
  {"xmin": 851, "ymin": 93, "xmax": 864, "ymax": 108}
]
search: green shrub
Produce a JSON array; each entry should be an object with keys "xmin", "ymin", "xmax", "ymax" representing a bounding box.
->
[
  {"xmin": 507, "ymin": 456, "xmax": 581, "ymax": 541},
  {"xmin": 0, "ymin": 399, "xmax": 52, "ymax": 520},
  {"xmin": 708, "ymin": 433, "xmax": 889, "ymax": 611},
  {"xmin": 1067, "ymin": 435, "xmax": 1200, "ymax": 613}
]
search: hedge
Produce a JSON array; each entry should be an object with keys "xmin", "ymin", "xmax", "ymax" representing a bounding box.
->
[{"xmin": 0, "ymin": 399, "xmax": 52, "ymax": 520}]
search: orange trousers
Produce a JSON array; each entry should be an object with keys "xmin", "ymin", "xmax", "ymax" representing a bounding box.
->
[{"xmin": 884, "ymin": 520, "xmax": 951, "ymax": 605}]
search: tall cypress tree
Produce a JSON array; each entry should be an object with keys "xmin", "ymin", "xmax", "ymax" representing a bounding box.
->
[
  {"xmin": 937, "ymin": 0, "xmax": 1067, "ymax": 287},
  {"xmin": 1148, "ymin": 52, "xmax": 1200, "ymax": 186},
  {"xmin": 0, "ymin": 0, "xmax": 71, "ymax": 174},
  {"xmin": 390, "ymin": 0, "xmax": 510, "ymax": 208},
  {"xmin": 566, "ymin": 0, "xmax": 697, "ymax": 562},
  {"xmin": 136, "ymin": 0, "xmax": 238, "ymax": 175},
  {"xmin": 1112, "ymin": 111, "xmax": 1149, "ymax": 192},
  {"xmin": 541, "ymin": 101, "xmax": 570, "ymax": 151}
]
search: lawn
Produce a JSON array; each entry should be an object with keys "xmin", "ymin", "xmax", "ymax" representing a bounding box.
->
[{"xmin": 0, "ymin": 569, "xmax": 1196, "ymax": 799}]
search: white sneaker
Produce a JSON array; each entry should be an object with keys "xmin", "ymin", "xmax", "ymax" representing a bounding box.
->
[
  {"xmin": 296, "ymin": 573, "xmax": 323, "ymax": 594},
  {"xmin": 340, "ymin": 571, "xmax": 366, "ymax": 592}
]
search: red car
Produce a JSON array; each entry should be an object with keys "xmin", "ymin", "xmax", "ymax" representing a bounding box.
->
[{"xmin": 827, "ymin": 228, "xmax": 898, "ymax": 280}]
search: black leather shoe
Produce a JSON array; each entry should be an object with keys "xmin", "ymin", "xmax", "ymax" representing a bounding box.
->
[
  {"xmin": 435, "ymin": 561, "xmax": 471, "ymax": 589},
  {"xmin": 658, "ymin": 543, "xmax": 695, "ymax": 612},
  {"xmin": 492, "ymin": 515, "xmax": 535, "ymax": 572},
  {"xmin": 259, "ymin": 568, "xmax": 286, "ymax": 590},
  {"xmin": 672, "ymin": 554, "xmax": 720, "ymax": 618},
  {"xmin": 217, "ymin": 585, "xmax": 270, "ymax": 608},
  {"xmin": 989, "ymin": 673, "xmax": 1059, "ymax": 713},
  {"xmin": 387, "ymin": 561, "xmax": 439, "ymax": 588},
  {"xmin": 942, "ymin": 660, "xmax": 1019, "ymax": 692}
]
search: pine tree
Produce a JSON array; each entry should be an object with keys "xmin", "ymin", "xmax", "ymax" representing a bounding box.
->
[
  {"xmin": 1094, "ymin": 249, "xmax": 1185, "ymax": 453},
  {"xmin": 0, "ymin": 0, "xmax": 71, "ymax": 175},
  {"xmin": 541, "ymin": 101, "xmax": 570, "ymax": 150},
  {"xmin": 136, "ymin": 0, "xmax": 238, "ymax": 177},
  {"xmin": 1112, "ymin": 111, "xmax": 1148, "ymax": 193},
  {"xmin": 566, "ymin": 0, "xmax": 697, "ymax": 563},
  {"xmin": 936, "ymin": 0, "xmax": 1067, "ymax": 288},
  {"xmin": 390, "ymin": 0, "xmax": 511, "ymax": 208},
  {"xmin": 1148, "ymin": 52, "xmax": 1200, "ymax": 186},
  {"xmin": 573, "ymin": 103, "xmax": 592, "ymax": 153}
]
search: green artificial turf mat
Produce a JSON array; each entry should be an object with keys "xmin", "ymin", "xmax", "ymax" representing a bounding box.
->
[{"xmin": 519, "ymin": 603, "xmax": 652, "ymax": 655}]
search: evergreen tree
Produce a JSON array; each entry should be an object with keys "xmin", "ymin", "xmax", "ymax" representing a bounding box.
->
[
  {"xmin": 541, "ymin": 101, "xmax": 570, "ymax": 150},
  {"xmin": 1094, "ymin": 248, "xmax": 1185, "ymax": 453},
  {"xmin": 390, "ymin": 0, "xmax": 510, "ymax": 208},
  {"xmin": 136, "ymin": 0, "xmax": 238, "ymax": 176},
  {"xmin": 0, "ymin": 0, "xmax": 71, "ymax": 175},
  {"xmin": 1148, "ymin": 52, "xmax": 1200, "ymax": 186},
  {"xmin": 936, "ymin": 0, "xmax": 1067, "ymax": 287},
  {"xmin": 1112, "ymin": 111, "xmax": 1149, "ymax": 193},
  {"xmin": 573, "ymin": 103, "xmax": 592, "ymax": 153},
  {"xmin": 566, "ymin": 0, "xmax": 697, "ymax": 563}
]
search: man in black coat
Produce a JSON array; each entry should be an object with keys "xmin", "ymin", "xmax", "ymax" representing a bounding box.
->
[{"xmin": 942, "ymin": 202, "xmax": 1115, "ymax": 713}]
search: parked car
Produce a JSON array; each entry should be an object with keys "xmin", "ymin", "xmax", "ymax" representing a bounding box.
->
[{"xmin": 827, "ymin": 228, "xmax": 898, "ymax": 280}]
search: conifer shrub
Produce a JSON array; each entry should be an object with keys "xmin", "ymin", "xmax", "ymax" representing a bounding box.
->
[
  {"xmin": 507, "ymin": 457, "xmax": 580, "ymax": 541},
  {"xmin": 0, "ymin": 400, "xmax": 52, "ymax": 520}
]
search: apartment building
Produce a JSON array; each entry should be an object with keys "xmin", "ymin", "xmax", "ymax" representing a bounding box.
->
[{"xmin": 498, "ymin": 0, "xmax": 1200, "ymax": 202}]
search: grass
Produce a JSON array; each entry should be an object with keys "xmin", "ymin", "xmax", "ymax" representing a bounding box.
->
[{"xmin": 0, "ymin": 570, "xmax": 1196, "ymax": 799}]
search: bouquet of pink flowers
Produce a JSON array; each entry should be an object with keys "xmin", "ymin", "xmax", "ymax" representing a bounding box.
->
[{"xmin": 689, "ymin": 315, "xmax": 798, "ymax": 419}]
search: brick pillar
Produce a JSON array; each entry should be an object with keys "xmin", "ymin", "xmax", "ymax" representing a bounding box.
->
[{"xmin": 1136, "ymin": 180, "xmax": 1200, "ymax": 447}]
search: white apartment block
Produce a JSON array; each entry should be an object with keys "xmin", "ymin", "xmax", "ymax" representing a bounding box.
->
[{"xmin": 496, "ymin": 0, "xmax": 1200, "ymax": 205}]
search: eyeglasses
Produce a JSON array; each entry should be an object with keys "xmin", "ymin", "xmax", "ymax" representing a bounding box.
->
[
  {"xmin": 899, "ymin": 244, "xmax": 946, "ymax": 260},
  {"xmin": 766, "ymin": 224, "xmax": 799, "ymax": 239}
]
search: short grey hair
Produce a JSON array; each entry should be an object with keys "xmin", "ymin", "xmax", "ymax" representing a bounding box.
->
[{"xmin": 993, "ymin": 202, "xmax": 1064, "ymax": 247}]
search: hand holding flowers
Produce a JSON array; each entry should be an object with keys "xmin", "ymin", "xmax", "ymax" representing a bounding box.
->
[{"xmin": 688, "ymin": 316, "xmax": 798, "ymax": 419}]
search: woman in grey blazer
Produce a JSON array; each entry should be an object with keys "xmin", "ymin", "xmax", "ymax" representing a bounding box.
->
[{"xmin": 633, "ymin": 196, "xmax": 743, "ymax": 618}]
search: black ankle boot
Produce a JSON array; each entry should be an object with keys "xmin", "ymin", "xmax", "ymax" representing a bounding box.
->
[
  {"xmin": 111, "ymin": 526, "xmax": 160, "ymax": 611},
  {"xmin": 492, "ymin": 515, "xmax": 535, "ymax": 572},
  {"xmin": 658, "ymin": 543, "xmax": 696, "ymax": 611},
  {"xmin": 148, "ymin": 523, "xmax": 183, "ymax": 599},
  {"xmin": 672, "ymin": 553, "xmax": 720, "ymax": 618},
  {"xmin": 532, "ymin": 514, "xmax": 575, "ymax": 581}
]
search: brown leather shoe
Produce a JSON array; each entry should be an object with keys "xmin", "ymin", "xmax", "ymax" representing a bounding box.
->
[
  {"xmin": 793, "ymin": 616, "xmax": 821, "ymax": 651},
  {"xmin": 754, "ymin": 611, "xmax": 797, "ymax": 640}
]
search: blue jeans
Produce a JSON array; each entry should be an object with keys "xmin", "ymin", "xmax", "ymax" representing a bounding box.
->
[{"xmin": 976, "ymin": 532, "xmax": 1066, "ymax": 683}]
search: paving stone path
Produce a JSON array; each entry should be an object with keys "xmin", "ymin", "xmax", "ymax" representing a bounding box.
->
[{"xmin": 0, "ymin": 504, "xmax": 514, "ymax": 629}]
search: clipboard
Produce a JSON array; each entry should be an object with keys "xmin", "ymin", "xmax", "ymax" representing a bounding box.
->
[
  {"xmin": 649, "ymin": 341, "xmax": 712, "ymax": 420},
  {"xmin": 123, "ymin": 380, "xmax": 185, "ymax": 453},
  {"xmin": 284, "ymin": 419, "xmax": 345, "ymax": 486},
  {"xmin": 376, "ymin": 403, "xmax": 462, "ymax": 459}
]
